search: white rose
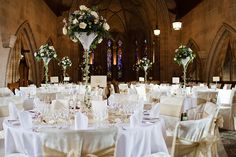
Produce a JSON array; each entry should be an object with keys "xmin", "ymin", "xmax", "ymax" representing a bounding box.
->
[
  {"xmin": 90, "ymin": 11, "xmax": 98, "ymax": 18},
  {"xmin": 175, "ymin": 49, "xmax": 178, "ymax": 52},
  {"xmin": 62, "ymin": 26, "xmax": 67, "ymax": 35},
  {"xmin": 49, "ymin": 46, "xmax": 54, "ymax": 50},
  {"xmin": 98, "ymin": 38, "xmax": 103, "ymax": 44},
  {"xmin": 34, "ymin": 52, "xmax": 37, "ymax": 57},
  {"xmin": 79, "ymin": 22, "xmax": 87, "ymax": 29},
  {"xmin": 40, "ymin": 53, "xmax": 44, "ymax": 57},
  {"xmin": 103, "ymin": 22, "xmax": 110, "ymax": 30},
  {"xmin": 73, "ymin": 19, "xmax": 79, "ymax": 24},
  {"xmin": 53, "ymin": 54, "xmax": 57, "ymax": 58},
  {"xmin": 80, "ymin": 5, "xmax": 88, "ymax": 11},
  {"xmin": 94, "ymin": 18, "xmax": 99, "ymax": 24}
]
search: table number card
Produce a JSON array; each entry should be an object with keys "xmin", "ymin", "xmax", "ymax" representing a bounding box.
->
[
  {"xmin": 172, "ymin": 77, "xmax": 180, "ymax": 84},
  {"xmin": 50, "ymin": 76, "xmax": 59, "ymax": 83},
  {"xmin": 64, "ymin": 77, "xmax": 70, "ymax": 82},
  {"xmin": 213, "ymin": 76, "xmax": 220, "ymax": 82},
  {"xmin": 91, "ymin": 75, "xmax": 107, "ymax": 88},
  {"xmin": 139, "ymin": 77, "xmax": 144, "ymax": 82}
]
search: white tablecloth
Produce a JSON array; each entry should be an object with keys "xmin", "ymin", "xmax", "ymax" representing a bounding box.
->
[{"xmin": 3, "ymin": 118, "xmax": 167, "ymax": 157}]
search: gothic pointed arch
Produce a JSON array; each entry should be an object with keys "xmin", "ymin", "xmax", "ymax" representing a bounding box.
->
[
  {"xmin": 6, "ymin": 21, "xmax": 39, "ymax": 86},
  {"xmin": 206, "ymin": 23, "xmax": 236, "ymax": 82},
  {"xmin": 186, "ymin": 38, "xmax": 202, "ymax": 81}
]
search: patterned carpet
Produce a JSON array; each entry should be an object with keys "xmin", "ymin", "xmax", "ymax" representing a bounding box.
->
[{"xmin": 220, "ymin": 129, "xmax": 236, "ymax": 157}]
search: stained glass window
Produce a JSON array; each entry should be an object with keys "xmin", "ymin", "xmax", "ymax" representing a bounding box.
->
[
  {"xmin": 117, "ymin": 40, "xmax": 123, "ymax": 79},
  {"xmin": 107, "ymin": 40, "xmax": 112, "ymax": 78}
]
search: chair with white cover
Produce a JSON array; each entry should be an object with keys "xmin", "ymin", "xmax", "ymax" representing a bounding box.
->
[
  {"xmin": 41, "ymin": 127, "xmax": 118, "ymax": 157},
  {"xmin": 218, "ymin": 89, "xmax": 236, "ymax": 130},
  {"xmin": 159, "ymin": 96, "xmax": 185, "ymax": 135},
  {"xmin": 145, "ymin": 107, "xmax": 227, "ymax": 157},
  {"xmin": 188, "ymin": 91, "xmax": 218, "ymax": 120},
  {"xmin": 135, "ymin": 84, "xmax": 147, "ymax": 101},
  {"xmin": 118, "ymin": 83, "xmax": 129, "ymax": 94}
]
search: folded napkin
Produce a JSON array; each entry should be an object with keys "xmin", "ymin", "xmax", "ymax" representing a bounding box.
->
[
  {"xmin": 149, "ymin": 104, "xmax": 160, "ymax": 118},
  {"xmin": 74, "ymin": 112, "xmax": 88, "ymax": 130},
  {"xmin": 8, "ymin": 102, "xmax": 19, "ymax": 120},
  {"xmin": 130, "ymin": 110, "xmax": 143, "ymax": 128},
  {"xmin": 18, "ymin": 111, "xmax": 33, "ymax": 129}
]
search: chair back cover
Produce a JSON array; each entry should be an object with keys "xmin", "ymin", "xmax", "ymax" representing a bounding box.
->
[
  {"xmin": 171, "ymin": 107, "xmax": 224, "ymax": 157},
  {"xmin": 41, "ymin": 127, "xmax": 118, "ymax": 157}
]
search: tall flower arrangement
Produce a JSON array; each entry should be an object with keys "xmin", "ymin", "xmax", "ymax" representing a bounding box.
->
[
  {"xmin": 138, "ymin": 56, "xmax": 153, "ymax": 82},
  {"xmin": 34, "ymin": 44, "xmax": 57, "ymax": 85},
  {"xmin": 58, "ymin": 56, "xmax": 72, "ymax": 77},
  {"xmin": 63, "ymin": 5, "xmax": 110, "ymax": 109},
  {"xmin": 174, "ymin": 45, "xmax": 195, "ymax": 87}
]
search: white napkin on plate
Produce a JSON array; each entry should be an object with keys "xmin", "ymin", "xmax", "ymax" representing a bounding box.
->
[
  {"xmin": 8, "ymin": 102, "xmax": 19, "ymax": 120},
  {"xmin": 18, "ymin": 111, "xmax": 33, "ymax": 129},
  {"xmin": 74, "ymin": 112, "xmax": 88, "ymax": 130},
  {"xmin": 130, "ymin": 110, "xmax": 143, "ymax": 128},
  {"xmin": 149, "ymin": 104, "xmax": 160, "ymax": 118}
]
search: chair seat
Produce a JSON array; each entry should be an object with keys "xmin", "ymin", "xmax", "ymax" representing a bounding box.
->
[
  {"xmin": 5, "ymin": 153, "xmax": 30, "ymax": 157},
  {"xmin": 144, "ymin": 152, "xmax": 170, "ymax": 157}
]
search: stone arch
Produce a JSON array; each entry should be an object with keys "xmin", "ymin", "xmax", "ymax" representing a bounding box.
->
[
  {"xmin": 187, "ymin": 38, "xmax": 203, "ymax": 81},
  {"xmin": 206, "ymin": 23, "xmax": 236, "ymax": 82},
  {"xmin": 6, "ymin": 21, "xmax": 39, "ymax": 86}
]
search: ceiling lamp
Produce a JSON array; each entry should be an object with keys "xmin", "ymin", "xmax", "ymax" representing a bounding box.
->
[
  {"xmin": 153, "ymin": 0, "xmax": 160, "ymax": 36},
  {"xmin": 154, "ymin": 27, "xmax": 160, "ymax": 36},
  {"xmin": 172, "ymin": 21, "xmax": 182, "ymax": 30}
]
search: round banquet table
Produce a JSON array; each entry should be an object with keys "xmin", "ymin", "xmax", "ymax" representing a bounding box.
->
[{"xmin": 3, "ymin": 117, "xmax": 168, "ymax": 157}]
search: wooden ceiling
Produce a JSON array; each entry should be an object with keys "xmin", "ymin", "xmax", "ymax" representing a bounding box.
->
[{"xmin": 43, "ymin": 0, "xmax": 203, "ymax": 18}]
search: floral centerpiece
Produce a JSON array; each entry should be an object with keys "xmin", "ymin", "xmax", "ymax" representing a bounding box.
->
[
  {"xmin": 63, "ymin": 5, "xmax": 110, "ymax": 109},
  {"xmin": 58, "ymin": 56, "xmax": 72, "ymax": 78},
  {"xmin": 34, "ymin": 44, "xmax": 57, "ymax": 85},
  {"xmin": 138, "ymin": 56, "xmax": 153, "ymax": 82},
  {"xmin": 174, "ymin": 45, "xmax": 195, "ymax": 87}
]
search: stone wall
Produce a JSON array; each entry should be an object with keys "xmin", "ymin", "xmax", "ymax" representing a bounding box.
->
[
  {"xmin": 0, "ymin": 0, "xmax": 58, "ymax": 87},
  {"xmin": 180, "ymin": 0, "xmax": 236, "ymax": 81}
]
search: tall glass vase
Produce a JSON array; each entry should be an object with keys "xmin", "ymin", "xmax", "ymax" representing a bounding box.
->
[
  {"xmin": 42, "ymin": 58, "xmax": 51, "ymax": 85},
  {"xmin": 62, "ymin": 66, "xmax": 67, "ymax": 78},
  {"xmin": 75, "ymin": 32, "xmax": 97, "ymax": 109},
  {"xmin": 181, "ymin": 57, "xmax": 190, "ymax": 88},
  {"xmin": 144, "ymin": 70, "xmax": 147, "ymax": 82}
]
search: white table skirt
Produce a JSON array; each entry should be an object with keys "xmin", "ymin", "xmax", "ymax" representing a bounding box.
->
[{"xmin": 3, "ymin": 119, "xmax": 168, "ymax": 157}]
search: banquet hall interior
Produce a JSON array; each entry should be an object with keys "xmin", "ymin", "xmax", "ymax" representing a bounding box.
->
[{"xmin": 1, "ymin": 0, "xmax": 236, "ymax": 156}]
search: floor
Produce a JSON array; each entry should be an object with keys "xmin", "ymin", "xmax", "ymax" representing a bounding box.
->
[{"xmin": 220, "ymin": 129, "xmax": 236, "ymax": 157}]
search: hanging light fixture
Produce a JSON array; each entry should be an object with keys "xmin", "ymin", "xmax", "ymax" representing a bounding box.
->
[
  {"xmin": 172, "ymin": 21, "xmax": 182, "ymax": 30},
  {"xmin": 172, "ymin": 6, "xmax": 182, "ymax": 30},
  {"xmin": 153, "ymin": 0, "xmax": 160, "ymax": 36}
]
